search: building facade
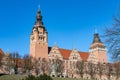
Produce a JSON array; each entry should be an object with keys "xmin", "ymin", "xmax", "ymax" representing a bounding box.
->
[{"xmin": 30, "ymin": 9, "xmax": 109, "ymax": 79}]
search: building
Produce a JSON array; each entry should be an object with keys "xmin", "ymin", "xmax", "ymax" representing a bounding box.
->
[
  {"xmin": 0, "ymin": 49, "xmax": 4, "ymax": 58},
  {"xmin": 0, "ymin": 49, "xmax": 4, "ymax": 73},
  {"xmin": 30, "ymin": 8, "xmax": 108, "ymax": 63},
  {"xmin": 30, "ymin": 8, "xmax": 108, "ymax": 79}
]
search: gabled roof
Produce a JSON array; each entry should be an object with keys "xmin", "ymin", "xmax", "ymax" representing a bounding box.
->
[
  {"xmin": 48, "ymin": 46, "xmax": 90, "ymax": 61},
  {"xmin": 79, "ymin": 51, "xmax": 90, "ymax": 61},
  {"xmin": 59, "ymin": 48, "xmax": 71, "ymax": 60},
  {"xmin": 58, "ymin": 48, "xmax": 89, "ymax": 61}
]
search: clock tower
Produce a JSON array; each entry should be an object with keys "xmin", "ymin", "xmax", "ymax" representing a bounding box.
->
[
  {"xmin": 88, "ymin": 33, "xmax": 108, "ymax": 63},
  {"xmin": 30, "ymin": 9, "xmax": 48, "ymax": 60}
]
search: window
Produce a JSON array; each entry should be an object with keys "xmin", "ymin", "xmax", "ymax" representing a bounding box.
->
[
  {"xmin": 38, "ymin": 57, "xmax": 40, "ymax": 60},
  {"xmin": 73, "ymin": 57, "xmax": 74, "ymax": 59},
  {"xmin": 39, "ymin": 36, "xmax": 43, "ymax": 40},
  {"xmin": 39, "ymin": 32, "xmax": 42, "ymax": 34},
  {"xmin": 66, "ymin": 60, "xmax": 68, "ymax": 63},
  {"xmin": 74, "ymin": 63, "xmax": 76, "ymax": 68},
  {"xmin": 70, "ymin": 61, "xmax": 72, "ymax": 69},
  {"xmin": 54, "ymin": 51, "xmax": 56, "ymax": 53}
]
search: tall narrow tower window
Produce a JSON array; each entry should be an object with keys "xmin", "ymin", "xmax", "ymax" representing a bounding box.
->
[{"xmin": 39, "ymin": 36, "xmax": 43, "ymax": 40}]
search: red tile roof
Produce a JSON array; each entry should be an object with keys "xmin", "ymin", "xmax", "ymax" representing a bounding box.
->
[
  {"xmin": 0, "ymin": 49, "xmax": 4, "ymax": 56},
  {"xmin": 58, "ymin": 48, "xmax": 89, "ymax": 61},
  {"xmin": 79, "ymin": 52, "xmax": 89, "ymax": 61},
  {"xmin": 59, "ymin": 48, "xmax": 71, "ymax": 60}
]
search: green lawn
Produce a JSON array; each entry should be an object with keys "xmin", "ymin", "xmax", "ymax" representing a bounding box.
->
[
  {"xmin": 0, "ymin": 74, "xmax": 26, "ymax": 80},
  {"xmin": 0, "ymin": 75, "xmax": 82, "ymax": 80},
  {"xmin": 52, "ymin": 77, "xmax": 80, "ymax": 80}
]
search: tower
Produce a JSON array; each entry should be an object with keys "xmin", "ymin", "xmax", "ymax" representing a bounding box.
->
[
  {"xmin": 30, "ymin": 8, "xmax": 48, "ymax": 60},
  {"xmin": 88, "ymin": 32, "xmax": 108, "ymax": 63}
]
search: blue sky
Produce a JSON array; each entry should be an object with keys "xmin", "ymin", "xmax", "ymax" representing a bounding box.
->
[{"xmin": 0, "ymin": 0, "xmax": 120, "ymax": 61}]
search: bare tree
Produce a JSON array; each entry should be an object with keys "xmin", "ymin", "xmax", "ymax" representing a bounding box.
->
[
  {"xmin": 2, "ymin": 53, "xmax": 14, "ymax": 75},
  {"xmin": 88, "ymin": 62, "xmax": 96, "ymax": 80},
  {"xmin": 114, "ymin": 62, "xmax": 120, "ymax": 80},
  {"xmin": 54, "ymin": 58, "xmax": 64, "ymax": 77},
  {"xmin": 7, "ymin": 54, "xmax": 14, "ymax": 75},
  {"xmin": 97, "ymin": 62, "xmax": 104, "ymax": 79},
  {"xmin": 76, "ymin": 60, "xmax": 84, "ymax": 79},
  {"xmin": 104, "ymin": 11, "xmax": 120, "ymax": 61},
  {"xmin": 48, "ymin": 59, "xmax": 52, "ymax": 75},
  {"xmin": 106, "ymin": 63, "xmax": 112, "ymax": 80},
  {"xmin": 22, "ymin": 54, "xmax": 33, "ymax": 74},
  {"xmin": 41, "ymin": 58, "xmax": 49, "ymax": 74},
  {"xmin": 10, "ymin": 52, "xmax": 20, "ymax": 74},
  {"xmin": 33, "ymin": 57, "xmax": 41, "ymax": 75}
]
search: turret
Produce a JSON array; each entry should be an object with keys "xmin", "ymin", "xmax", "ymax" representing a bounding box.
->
[{"xmin": 88, "ymin": 32, "xmax": 108, "ymax": 64}]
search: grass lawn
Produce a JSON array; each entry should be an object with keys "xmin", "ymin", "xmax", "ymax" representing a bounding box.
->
[
  {"xmin": 0, "ymin": 74, "xmax": 81, "ymax": 80},
  {"xmin": 52, "ymin": 77, "xmax": 80, "ymax": 80},
  {"xmin": 0, "ymin": 74, "xmax": 26, "ymax": 80}
]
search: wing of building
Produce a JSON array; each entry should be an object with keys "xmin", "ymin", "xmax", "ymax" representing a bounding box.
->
[{"xmin": 48, "ymin": 46, "xmax": 89, "ymax": 61}]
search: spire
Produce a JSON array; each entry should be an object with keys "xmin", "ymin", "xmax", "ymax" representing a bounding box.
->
[
  {"xmin": 92, "ymin": 33, "xmax": 102, "ymax": 43},
  {"xmin": 92, "ymin": 27, "xmax": 101, "ymax": 43},
  {"xmin": 90, "ymin": 29, "xmax": 105, "ymax": 49},
  {"xmin": 36, "ymin": 9, "xmax": 42, "ymax": 23},
  {"xmin": 35, "ymin": 5, "xmax": 44, "ymax": 27}
]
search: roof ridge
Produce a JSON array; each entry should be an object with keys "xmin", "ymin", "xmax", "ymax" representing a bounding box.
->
[
  {"xmin": 59, "ymin": 48, "xmax": 89, "ymax": 53},
  {"xmin": 59, "ymin": 48, "xmax": 72, "ymax": 51}
]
